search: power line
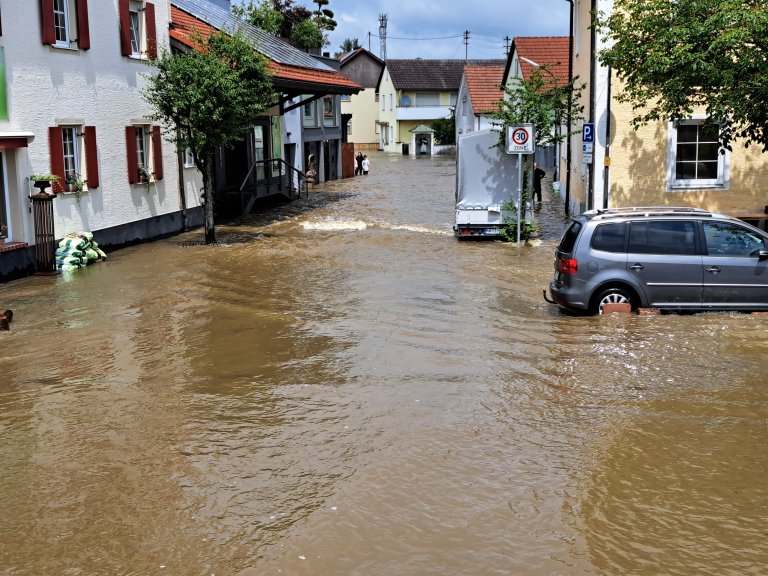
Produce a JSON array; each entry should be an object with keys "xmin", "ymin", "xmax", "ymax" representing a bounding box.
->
[{"xmin": 368, "ymin": 33, "xmax": 465, "ymax": 41}]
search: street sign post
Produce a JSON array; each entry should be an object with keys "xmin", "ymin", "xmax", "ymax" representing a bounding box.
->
[
  {"xmin": 505, "ymin": 124, "xmax": 536, "ymax": 244},
  {"xmin": 582, "ymin": 123, "xmax": 594, "ymax": 164},
  {"xmin": 505, "ymin": 124, "xmax": 535, "ymax": 155}
]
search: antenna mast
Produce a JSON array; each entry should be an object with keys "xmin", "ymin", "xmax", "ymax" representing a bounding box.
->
[{"xmin": 379, "ymin": 14, "xmax": 388, "ymax": 60}]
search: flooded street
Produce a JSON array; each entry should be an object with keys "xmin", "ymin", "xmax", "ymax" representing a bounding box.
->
[{"xmin": 1, "ymin": 152, "xmax": 767, "ymax": 576}]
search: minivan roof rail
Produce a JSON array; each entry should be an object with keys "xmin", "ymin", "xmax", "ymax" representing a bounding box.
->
[{"xmin": 585, "ymin": 206, "xmax": 712, "ymax": 217}]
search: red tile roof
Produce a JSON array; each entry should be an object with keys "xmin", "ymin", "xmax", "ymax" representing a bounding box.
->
[
  {"xmin": 513, "ymin": 37, "xmax": 570, "ymax": 86},
  {"xmin": 464, "ymin": 65, "xmax": 505, "ymax": 114},
  {"xmin": 169, "ymin": 6, "xmax": 361, "ymax": 94}
]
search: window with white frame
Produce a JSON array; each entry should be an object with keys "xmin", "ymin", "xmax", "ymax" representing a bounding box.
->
[
  {"xmin": 53, "ymin": 0, "xmax": 70, "ymax": 46},
  {"xmin": 43, "ymin": 0, "xmax": 91, "ymax": 50},
  {"xmin": 126, "ymin": 123, "xmax": 163, "ymax": 184},
  {"xmin": 120, "ymin": 0, "xmax": 157, "ymax": 59},
  {"xmin": 303, "ymin": 97, "xmax": 317, "ymax": 127},
  {"xmin": 135, "ymin": 125, "xmax": 150, "ymax": 175},
  {"xmin": 462, "ymin": 96, "xmax": 467, "ymax": 117},
  {"xmin": 381, "ymin": 94, "xmax": 385, "ymax": 111},
  {"xmin": 61, "ymin": 126, "xmax": 81, "ymax": 184},
  {"xmin": 129, "ymin": 1, "xmax": 143, "ymax": 56},
  {"xmin": 389, "ymin": 94, "xmax": 393, "ymax": 111},
  {"xmin": 346, "ymin": 120, "xmax": 352, "ymax": 135},
  {"xmin": 668, "ymin": 119, "xmax": 728, "ymax": 190}
]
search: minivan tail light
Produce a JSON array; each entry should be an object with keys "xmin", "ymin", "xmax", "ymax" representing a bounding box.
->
[{"xmin": 557, "ymin": 258, "xmax": 578, "ymax": 274}]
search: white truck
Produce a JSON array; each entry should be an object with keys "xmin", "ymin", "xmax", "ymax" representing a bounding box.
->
[{"xmin": 453, "ymin": 129, "xmax": 520, "ymax": 238}]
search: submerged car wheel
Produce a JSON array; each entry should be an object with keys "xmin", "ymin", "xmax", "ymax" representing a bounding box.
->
[{"xmin": 592, "ymin": 287, "xmax": 637, "ymax": 315}]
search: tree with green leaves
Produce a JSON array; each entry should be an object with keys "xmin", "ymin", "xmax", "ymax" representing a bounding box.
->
[
  {"xmin": 234, "ymin": 0, "xmax": 326, "ymax": 50},
  {"xmin": 313, "ymin": 0, "xmax": 337, "ymax": 36},
  {"xmin": 144, "ymin": 31, "xmax": 277, "ymax": 244},
  {"xmin": 432, "ymin": 108, "xmax": 455, "ymax": 145},
  {"xmin": 492, "ymin": 67, "xmax": 584, "ymax": 241},
  {"xmin": 336, "ymin": 37, "xmax": 361, "ymax": 57},
  {"xmin": 493, "ymin": 66, "xmax": 584, "ymax": 151},
  {"xmin": 597, "ymin": 0, "xmax": 768, "ymax": 151}
]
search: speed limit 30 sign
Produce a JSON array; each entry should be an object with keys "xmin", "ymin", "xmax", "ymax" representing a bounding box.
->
[{"xmin": 505, "ymin": 124, "xmax": 535, "ymax": 154}]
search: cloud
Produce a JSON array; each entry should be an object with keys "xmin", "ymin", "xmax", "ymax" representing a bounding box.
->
[
  {"xmin": 233, "ymin": 0, "xmax": 571, "ymax": 59},
  {"xmin": 326, "ymin": 0, "xmax": 570, "ymax": 58}
]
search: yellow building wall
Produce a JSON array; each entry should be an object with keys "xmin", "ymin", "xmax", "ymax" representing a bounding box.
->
[
  {"xmin": 377, "ymin": 70, "xmax": 398, "ymax": 152},
  {"xmin": 341, "ymin": 89, "xmax": 379, "ymax": 147},
  {"xmin": 608, "ymin": 78, "xmax": 768, "ymax": 213},
  {"xmin": 571, "ymin": 0, "xmax": 768, "ymax": 215}
]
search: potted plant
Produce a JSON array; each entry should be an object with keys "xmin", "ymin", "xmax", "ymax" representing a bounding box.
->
[
  {"xmin": 137, "ymin": 166, "xmax": 152, "ymax": 194},
  {"xmin": 65, "ymin": 172, "xmax": 86, "ymax": 202},
  {"xmin": 29, "ymin": 173, "xmax": 60, "ymax": 194}
]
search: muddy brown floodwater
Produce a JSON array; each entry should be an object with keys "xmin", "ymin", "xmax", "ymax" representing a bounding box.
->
[{"xmin": 1, "ymin": 152, "xmax": 767, "ymax": 576}]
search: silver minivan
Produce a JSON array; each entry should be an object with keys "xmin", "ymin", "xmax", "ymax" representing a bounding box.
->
[{"xmin": 546, "ymin": 207, "xmax": 768, "ymax": 314}]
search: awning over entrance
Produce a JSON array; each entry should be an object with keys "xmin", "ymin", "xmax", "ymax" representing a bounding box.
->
[
  {"xmin": 0, "ymin": 131, "xmax": 35, "ymax": 148},
  {"xmin": 409, "ymin": 124, "xmax": 435, "ymax": 134}
]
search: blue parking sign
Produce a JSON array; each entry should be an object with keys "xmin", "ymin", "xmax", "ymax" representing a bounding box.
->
[{"xmin": 582, "ymin": 123, "xmax": 594, "ymax": 143}]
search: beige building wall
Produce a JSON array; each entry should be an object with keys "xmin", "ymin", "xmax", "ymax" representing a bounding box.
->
[
  {"xmin": 569, "ymin": 0, "xmax": 768, "ymax": 216},
  {"xmin": 342, "ymin": 89, "xmax": 379, "ymax": 148},
  {"xmin": 377, "ymin": 71, "xmax": 398, "ymax": 153},
  {"xmin": 608, "ymin": 95, "xmax": 768, "ymax": 212}
]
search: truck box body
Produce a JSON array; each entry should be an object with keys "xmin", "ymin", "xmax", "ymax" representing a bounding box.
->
[{"xmin": 454, "ymin": 129, "xmax": 520, "ymax": 238}]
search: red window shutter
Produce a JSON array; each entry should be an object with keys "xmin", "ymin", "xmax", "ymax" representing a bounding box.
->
[
  {"xmin": 125, "ymin": 126, "xmax": 138, "ymax": 184},
  {"xmin": 48, "ymin": 127, "xmax": 65, "ymax": 193},
  {"xmin": 118, "ymin": 0, "xmax": 131, "ymax": 56},
  {"xmin": 40, "ymin": 0, "xmax": 55, "ymax": 46},
  {"xmin": 75, "ymin": 0, "xmax": 90, "ymax": 50},
  {"xmin": 152, "ymin": 126, "xmax": 164, "ymax": 180},
  {"xmin": 84, "ymin": 126, "xmax": 99, "ymax": 189},
  {"xmin": 145, "ymin": 2, "xmax": 157, "ymax": 60}
]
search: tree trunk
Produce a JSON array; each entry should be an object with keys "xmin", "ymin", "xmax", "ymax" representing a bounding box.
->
[{"xmin": 202, "ymin": 154, "xmax": 216, "ymax": 244}]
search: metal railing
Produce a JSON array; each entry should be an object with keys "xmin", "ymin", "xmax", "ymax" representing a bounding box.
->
[{"xmin": 238, "ymin": 158, "xmax": 308, "ymax": 216}]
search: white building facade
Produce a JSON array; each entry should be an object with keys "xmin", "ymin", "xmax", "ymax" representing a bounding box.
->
[{"xmin": 0, "ymin": 0, "xmax": 201, "ymax": 281}]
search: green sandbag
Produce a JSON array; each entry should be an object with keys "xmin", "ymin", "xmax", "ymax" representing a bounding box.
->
[
  {"xmin": 58, "ymin": 264, "xmax": 81, "ymax": 271},
  {"xmin": 59, "ymin": 237, "xmax": 87, "ymax": 250},
  {"xmin": 84, "ymin": 248, "xmax": 100, "ymax": 261},
  {"xmin": 96, "ymin": 247, "xmax": 107, "ymax": 259},
  {"xmin": 56, "ymin": 256, "xmax": 82, "ymax": 266},
  {"xmin": 56, "ymin": 248, "xmax": 84, "ymax": 258}
]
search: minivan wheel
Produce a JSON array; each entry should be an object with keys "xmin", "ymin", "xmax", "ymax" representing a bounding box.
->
[{"xmin": 592, "ymin": 287, "xmax": 636, "ymax": 315}]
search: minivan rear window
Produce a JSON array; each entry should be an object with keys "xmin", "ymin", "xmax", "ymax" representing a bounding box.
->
[
  {"xmin": 591, "ymin": 222, "xmax": 627, "ymax": 252},
  {"xmin": 558, "ymin": 221, "xmax": 582, "ymax": 253},
  {"xmin": 628, "ymin": 221, "xmax": 697, "ymax": 255}
]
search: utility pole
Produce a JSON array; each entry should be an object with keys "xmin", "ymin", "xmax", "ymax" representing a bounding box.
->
[
  {"xmin": 504, "ymin": 35, "xmax": 511, "ymax": 57},
  {"xmin": 463, "ymin": 30, "xmax": 470, "ymax": 60},
  {"xmin": 379, "ymin": 14, "xmax": 388, "ymax": 60}
]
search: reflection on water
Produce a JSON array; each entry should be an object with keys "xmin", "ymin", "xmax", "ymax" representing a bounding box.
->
[{"xmin": 1, "ymin": 152, "xmax": 766, "ymax": 575}]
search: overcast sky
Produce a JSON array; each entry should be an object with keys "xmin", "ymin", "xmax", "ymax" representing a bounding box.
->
[
  {"xmin": 324, "ymin": 0, "xmax": 571, "ymax": 60},
  {"xmin": 231, "ymin": 0, "xmax": 572, "ymax": 60}
]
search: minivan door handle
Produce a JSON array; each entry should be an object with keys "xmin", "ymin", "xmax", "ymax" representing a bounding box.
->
[
  {"xmin": 706, "ymin": 266, "xmax": 721, "ymax": 274},
  {"xmin": 629, "ymin": 263, "xmax": 644, "ymax": 270}
]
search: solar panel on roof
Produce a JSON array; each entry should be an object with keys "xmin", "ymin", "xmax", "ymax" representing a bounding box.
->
[{"xmin": 172, "ymin": 0, "xmax": 334, "ymax": 72}]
